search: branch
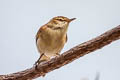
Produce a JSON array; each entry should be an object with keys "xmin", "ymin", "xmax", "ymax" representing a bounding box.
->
[{"xmin": 0, "ymin": 25, "xmax": 120, "ymax": 80}]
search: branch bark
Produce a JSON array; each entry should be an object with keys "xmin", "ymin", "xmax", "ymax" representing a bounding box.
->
[{"xmin": 0, "ymin": 25, "xmax": 120, "ymax": 80}]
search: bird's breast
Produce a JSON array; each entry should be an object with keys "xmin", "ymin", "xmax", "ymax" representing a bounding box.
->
[{"xmin": 37, "ymin": 29, "xmax": 66, "ymax": 57}]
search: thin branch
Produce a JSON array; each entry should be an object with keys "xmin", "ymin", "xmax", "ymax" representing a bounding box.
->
[{"xmin": 0, "ymin": 25, "xmax": 120, "ymax": 80}]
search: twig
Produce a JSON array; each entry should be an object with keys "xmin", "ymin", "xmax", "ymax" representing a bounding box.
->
[{"xmin": 0, "ymin": 25, "xmax": 120, "ymax": 80}]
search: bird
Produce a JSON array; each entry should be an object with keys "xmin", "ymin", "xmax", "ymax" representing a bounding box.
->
[{"xmin": 34, "ymin": 16, "xmax": 76, "ymax": 68}]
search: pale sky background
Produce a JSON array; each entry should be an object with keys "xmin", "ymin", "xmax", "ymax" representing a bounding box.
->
[{"xmin": 0, "ymin": 0, "xmax": 120, "ymax": 80}]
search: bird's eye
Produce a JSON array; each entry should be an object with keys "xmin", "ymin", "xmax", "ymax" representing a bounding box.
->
[{"xmin": 57, "ymin": 19, "xmax": 64, "ymax": 21}]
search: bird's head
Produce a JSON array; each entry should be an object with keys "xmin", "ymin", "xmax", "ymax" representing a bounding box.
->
[{"xmin": 47, "ymin": 16, "xmax": 76, "ymax": 30}]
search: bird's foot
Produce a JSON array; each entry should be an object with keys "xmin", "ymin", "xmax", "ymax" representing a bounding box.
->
[
  {"xmin": 55, "ymin": 53, "xmax": 61, "ymax": 57},
  {"xmin": 34, "ymin": 60, "xmax": 46, "ymax": 70}
]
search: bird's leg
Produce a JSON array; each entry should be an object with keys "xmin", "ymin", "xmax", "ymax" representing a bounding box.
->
[
  {"xmin": 34, "ymin": 53, "xmax": 50, "ymax": 70},
  {"xmin": 34, "ymin": 53, "xmax": 44, "ymax": 67}
]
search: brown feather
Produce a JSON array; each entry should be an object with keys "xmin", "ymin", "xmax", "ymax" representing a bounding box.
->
[
  {"xmin": 36, "ymin": 25, "xmax": 47, "ymax": 44},
  {"xmin": 66, "ymin": 34, "xmax": 67, "ymax": 42}
]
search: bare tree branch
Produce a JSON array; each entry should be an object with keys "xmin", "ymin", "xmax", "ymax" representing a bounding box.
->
[{"xmin": 0, "ymin": 25, "xmax": 120, "ymax": 80}]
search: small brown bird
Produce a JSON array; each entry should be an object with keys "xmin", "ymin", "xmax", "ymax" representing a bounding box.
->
[{"xmin": 35, "ymin": 16, "xmax": 76, "ymax": 67}]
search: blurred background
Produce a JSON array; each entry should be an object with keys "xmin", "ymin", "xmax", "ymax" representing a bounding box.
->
[{"xmin": 0, "ymin": 0, "xmax": 120, "ymax": 80}]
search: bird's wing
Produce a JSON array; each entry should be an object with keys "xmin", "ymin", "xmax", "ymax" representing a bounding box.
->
[
  {"xmin": 36, "ymin": 25, "xmax": 47, "ymax": 44},
  {"xmin": 65, "ymin": 34, "xmax": 67, "ymax": 43},
  {"xmin": 36, "ymin": 30, "xmax": 41, "ymax": 44}
]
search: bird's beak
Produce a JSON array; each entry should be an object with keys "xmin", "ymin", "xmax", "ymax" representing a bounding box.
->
[{"xmin": 69, "ymin": 18, "xmax": 76, "ymax": 22}]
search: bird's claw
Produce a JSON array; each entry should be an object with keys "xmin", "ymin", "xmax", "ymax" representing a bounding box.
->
[{"xmin": 34, "ymin": 60, "xmax": 47, "ymax": 70}]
